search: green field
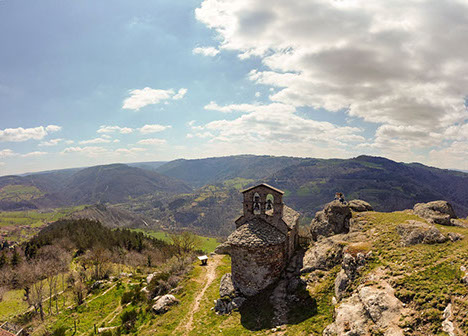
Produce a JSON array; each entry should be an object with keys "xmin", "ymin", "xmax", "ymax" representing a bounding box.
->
[
  {"xmin": 0, "ymin": 185, "xmax": 44, "ymax": 202},
  {"xmin": 0, "ymin": 206, "xmax": 87, "ymax": 243},
  {"xmin": 131, "ymin": 229, "xmax": 220, "ymax": 254}
]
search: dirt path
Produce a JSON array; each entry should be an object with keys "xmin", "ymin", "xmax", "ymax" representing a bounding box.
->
[{"xmin": 176, "ymin": 254, "xmax": 223, "ymax": 335}]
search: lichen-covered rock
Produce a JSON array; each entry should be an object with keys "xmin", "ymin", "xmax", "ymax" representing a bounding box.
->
[
  {"xmin": 219, "ymin": 273, "xmax": 236, "ymax": 298},
  {"xmin": 334, "ymin": 269, "xmax": 349, "ymax": 301},
  {"xmin": 152, "ymin": 294, "xmax": 179, "ymax": 314},
  {"xmin": 447, "ymin": 232, "xmax": 464, "ymax": 242},
  {"xmin": 147, "ymin": 272, "xmax": 158, "ymax": 284},
  {"xmin": 310, "ymin": 201, "xmax": 352, "ymax": 240},
  {"xmin": 301, "ymin": 237, "xmax": 344, "ymax": 273},
  {"xmin": 348, "ymin": 200, "xmax": 373, "ymax": 212},
  {"xmin": 325, "ymin": 281, "xmax": 405, "ymax": 336},
  {"xmin": 450, "ymin": 218, "xmax": 468, "ymax": 227},
  {"xmin": 413, "ymin": 201, "xmax": 457, "ymax": 225},
  {"xmin": 397, "ymin": 220, "xmax": 447, "ymax": 246},
  {"xmin": 323, "ymin": 292, "xmax": 368, "ymax": 336},
  {"xmin": 334, "ymin": 253, "xmax": 368, "ymax": 301}
]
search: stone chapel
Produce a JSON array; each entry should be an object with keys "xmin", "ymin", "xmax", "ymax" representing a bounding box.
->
[{"xmin": 225, "ymin": 183, "xmax": 299, "ymax": 296}]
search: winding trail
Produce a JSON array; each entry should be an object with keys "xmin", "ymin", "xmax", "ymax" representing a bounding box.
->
[{"xmin": 176, "ymin": 254, "xmax": 223, "ymax": 335}]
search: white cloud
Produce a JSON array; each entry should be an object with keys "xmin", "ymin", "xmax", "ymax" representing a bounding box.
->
[
  {"xmin": 139, "ymin": 124, "xmax": 171, "ymax": 134},
  {"xmin": 429, "ymin": 141, "xmax": 468, "ymax": 170},
  {"xmin": 115, "ymin": 147, "xmax": 147, "ymax": 155},
  {"xmin": 0, "ymin": 149, "xmax": 16, "ymax": 158},
  {"xmin": 137, "ymin": 138, "xmax": 167, "ymax": 145},
  {"xmin": 173, "ymin": 88, "xmax": 188, "ymax": 100},
  {"xmin": 61, "ymin": 146, "xmax": 109, "ymax": 157},
  {"xmin": 97, "ymin": 125, "xmax": 134, "ymax": 134},
  {"xmin": 191, "ymin": 102, "xmax": 364, "ymax": 150},
  {"xmin": 22, "ymin": 151, "xmax": 47, "ymax": 157},
  {"xmin": 204, "ymin": 101, "xmax": 260, "ymax": 113},
  {"xmin": 39, "ymin": 138, "xmax": 64, "ymax": 147},
  {"xmin": 122, "ymin": 87, "xmax": 188, "ymax": 110},
  {"xmin": 196, "ymin": 0, "xmax": 468, "ymax": 166},
  {"xmin": 45, "ymin": 125, "xmax": 62, "ymax": 132},
  {"xmin": 0, "ymin": 125, "xmax": 61, "ymax": 142},
  {"xmin": 79, "ymin": 137, "xmax": 112, "ymax": 145},
  {"xmin": 193, "ymin": 46, "xmax": 220, "ymax": 56}
]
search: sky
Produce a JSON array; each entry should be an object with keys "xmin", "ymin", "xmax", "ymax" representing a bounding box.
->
[{"xmin": 0, "ymin": 0, "xmax": 467, "ymax": 176}]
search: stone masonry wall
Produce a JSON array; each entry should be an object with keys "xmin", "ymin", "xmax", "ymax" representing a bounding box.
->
[{"xmin": 231, "ymin": 244, "xmax": 286, "ymax": 296}]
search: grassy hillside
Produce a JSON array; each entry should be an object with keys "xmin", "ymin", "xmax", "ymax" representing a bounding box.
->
[
  {"xmin": 2, "ymin": 210, "xmax": 468, "ymax": 335},
  {"xmin": 0, "ymin": 206, "xmax": 86, "ymax": 243}
]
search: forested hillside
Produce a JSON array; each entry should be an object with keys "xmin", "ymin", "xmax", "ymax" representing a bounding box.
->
[{"xmin": 1, "ymin": 155, "xmax": 467, "ymax": 236}]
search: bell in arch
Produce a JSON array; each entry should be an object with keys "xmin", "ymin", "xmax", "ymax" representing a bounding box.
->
[{"xmin": 266, "ymin": 199, "xmax": 273, "ymax": 210}]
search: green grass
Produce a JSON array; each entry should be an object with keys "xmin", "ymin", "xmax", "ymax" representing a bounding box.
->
[
  {"xmin": 0, "ymin": 289, "xmax": 29, "ymax": 320},
  {"xmin": 0, "ymin": 206, "xmax": 87, "ymax": 243},
  {"xmin": 132, "ymin": 229, "xmax": 220, "ymax": 254},
  {"xmin": 353, "ymin": 211, "xmax": 468, "ymax": 334},
  {"xmin": 0, "ymin": 185, "xmax": 44, "ymax": 202},
  {"xmin": 222, "ymin": 178, "xmax": 255, "ymax": 191}
]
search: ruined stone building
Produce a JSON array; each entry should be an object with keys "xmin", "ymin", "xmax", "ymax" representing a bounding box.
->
[{"xmin": 225, "ymin": 183, "xmax": 299, "ymax": 296}]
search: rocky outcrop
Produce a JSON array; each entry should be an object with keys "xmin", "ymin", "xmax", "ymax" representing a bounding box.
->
[
  {"xmin": 214, "ymin": 297, "xmax": 245, "ymax": 315},
  {"xmin": 152, "ymin": 294, "xmax": 179, "ymax": 314},
  {"xmin": 215, "ymin": 272, "xmax": 245, "ymax": 315},
  {"xmin": 301, "ymin": 237, "xmax": 344, "ymax": 273},
  {"xmin": 348, "ymin": 200, "xmax": 373, "ymax": 212},
  {"xmin": 442, "ymin": 303, "xmax": 456, "ymax": 336},
  {"xmin": 397, "ymin": 220, "xmax": 448, "ymax": 246},
  {"xmin": 413, "ymin": 201, "xmax": 457, "ymax": 225},
  {"xmin": 325, "ymin": 281, "xmax": 405, "ymax": 336},
  {"xmin": 334, "ymin": 252, "xmax": 369, "ymax": 301},
  {"xmin": 310, "ymin": 201, "xmax": 352, "ymax": 240},
  {"xmin": 219, "ymin": 273, "xmax": 236, "ymax": 298}
]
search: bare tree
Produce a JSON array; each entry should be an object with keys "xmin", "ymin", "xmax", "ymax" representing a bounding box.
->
[
  {"xmin": 69, "ymin": 271, "xmax": 86, "ymax": 305},
  {"xmin": 83, "ymin": 247, "xmax": 111, "ymax": 280},
  {"xmin": 170, "ymin": 231, "xmax": 201, "ymax": 257},
  {"xmin": 29, "ymin": 261, "xmax": 46, "ymax": 321},
  {"xmin": 0, "ymin": 286, "xmax": 7, "ymax": 302}
]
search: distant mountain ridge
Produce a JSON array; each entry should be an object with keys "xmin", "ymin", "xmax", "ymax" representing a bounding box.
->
[
  {"xmin": 1, "ymin": 155, "xmax": 467, "ymax": 230},
  {"xmin": 0, "ymin": 163, "xmax": 191, "ymax": 211}
]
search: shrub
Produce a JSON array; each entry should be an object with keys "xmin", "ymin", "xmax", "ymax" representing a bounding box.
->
[
  {"xmin": 52, "ymin": 326, "xmax": 67, "ymax": 336},
  {"xmin": 120, "ymin": 308, "xmax": 138, "ymax": 332}
]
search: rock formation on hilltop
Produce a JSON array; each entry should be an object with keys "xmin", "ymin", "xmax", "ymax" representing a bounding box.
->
[{"xmin": 413, "ymin": 200, "xmax": 457, "ymax": 225}]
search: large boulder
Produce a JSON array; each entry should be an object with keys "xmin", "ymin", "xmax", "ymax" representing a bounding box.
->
[
  {"xmin": 348, "ymin": 200, "xmax": 373, "ymax": 212},
  {"xmin": 397, "ymin": 220, "xmax": 448, "ymax": 246},
  {"xmin": 325, "ymin": 281, "xmax": 404, "ymax": 336},
  {"xmin": 310, "ymin": 201, "xmax": 352, "ymax": 240},
  {"xmin": 219, "ymin": 273, "xmax": 236, "ymax": 298},
  {"xmin": 413, "ymin": 201, "xmax": 457, "ymax": 225},
  {"xmin": 152, "ymin": 294, "xmax": 179, "ymax": 314},
  {"xmin": 301, "ymin": 237, "xmax": 344, "ymax": 273}
]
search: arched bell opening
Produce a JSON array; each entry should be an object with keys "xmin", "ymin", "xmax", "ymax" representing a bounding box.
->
[
  {"xmin": 253, "ymin": 192, "xmax": 261, "ymax": 215},
  {"xmin": 266, "ymin": 193, "xmax": 274, "ymax": 216}
]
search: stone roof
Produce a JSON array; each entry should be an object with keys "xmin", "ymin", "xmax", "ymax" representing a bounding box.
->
[
  {"xmin": 227, "ymin": 218, "xmax": 286, "ymax": 247},
  {"xmin": 241, "ymin": 183, "xmax": 284, "ymax": 194},
  {"xmin": 282, "ymin": 205, "xmax": 300, "ymax": 229}
]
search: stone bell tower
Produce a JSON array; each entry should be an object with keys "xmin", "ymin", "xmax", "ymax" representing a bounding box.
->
[{"xmin": 236, "ymin": 183, "xmax": 288, "ymax": 234}]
